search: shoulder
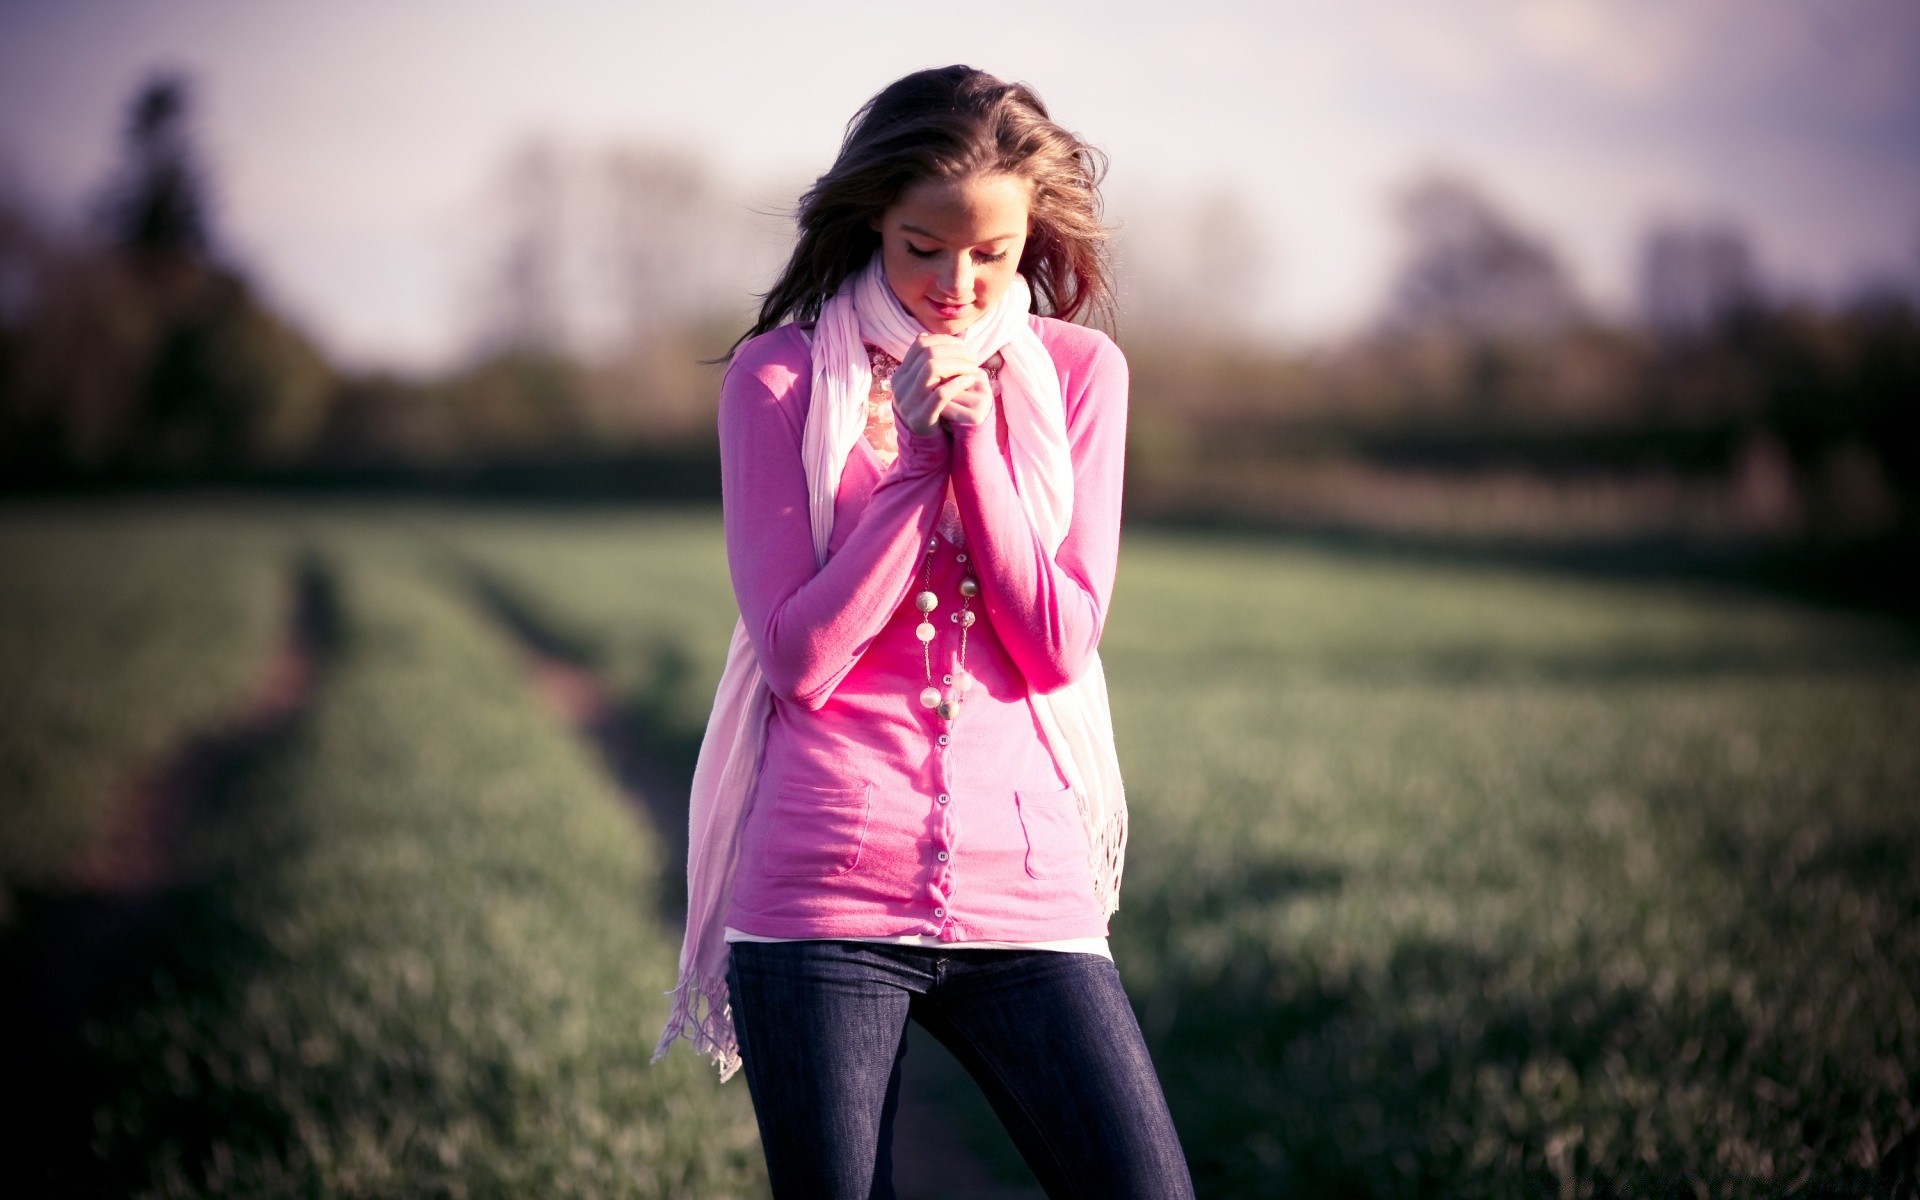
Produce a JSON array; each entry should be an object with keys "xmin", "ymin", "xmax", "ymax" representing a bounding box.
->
[
  {"xmin": 1029, "ymin": 314, "xmax": 1125, "ymax": 376},
  {"xmin": 1027, "ymin": 316, "xmax": 1127, "ymax": 430},
  {"xmin": 726, "ymin": 323, "xmax": 813, "ymax": 394},
  {"xmin": 721, "ymin": 324, "xmax": 813, "ymax": 432}
]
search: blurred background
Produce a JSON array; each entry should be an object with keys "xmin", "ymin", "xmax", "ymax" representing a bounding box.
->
[
  {"xmin": 3, "ymin": 2, "xmax": 1919, "ymax": 1196},
  {"xmin": 3, "ymin": 0, "xmax": 1916, "ymax": 574}
]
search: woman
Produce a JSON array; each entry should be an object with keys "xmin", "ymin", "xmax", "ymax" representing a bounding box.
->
[{"xmin": 655, "ymin": 65, "xmax": 1193, "ymax": 1199}]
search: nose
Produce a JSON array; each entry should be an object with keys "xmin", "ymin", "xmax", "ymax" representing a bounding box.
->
[{"xmin": 938, "ymin": 254, "xmax": 973, "ymax": 299}]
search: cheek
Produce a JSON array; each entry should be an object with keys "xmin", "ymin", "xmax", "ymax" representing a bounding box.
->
[
  {"xmin": 979, "ymin": 259, "xmax": 1020, "ymax": 300},
  {"xmin": 880, "ymin": 246, "xmax": 924, "ymax": 299}
]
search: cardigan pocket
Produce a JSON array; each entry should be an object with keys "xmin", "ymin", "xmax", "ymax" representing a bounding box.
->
[
  {"xmin": 1015, "ymin": 785, "xmax": 1088, "ymax": 880},
  {"xmin": 754, "ymin": 781, "xmax": 873, "ymax": 878}
]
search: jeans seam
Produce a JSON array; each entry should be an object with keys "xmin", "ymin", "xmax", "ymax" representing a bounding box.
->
[{"xmin": 936, "ymin": 995, "xmax": 1084, "ymax": 1199}]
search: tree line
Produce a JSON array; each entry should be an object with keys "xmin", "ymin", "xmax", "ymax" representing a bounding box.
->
[{"xmin": 3, "ymin": 73, "xmax": 1916, "ymax": 547}]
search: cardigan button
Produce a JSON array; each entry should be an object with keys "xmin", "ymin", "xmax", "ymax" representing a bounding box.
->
[
  {"xmin": 936, "ymin": 851, "xmax": 949, "ymax": 862},
  {"xmin": 933, "ymin": 907, "xmax": 945, "ymax": 918},
  {"xmin": 937, "ymin": 734, "xmax": 950, "ymax": 746},
  {"xmin": 937, "ymin": 793, "xmax": 950, "ymax": 804}
]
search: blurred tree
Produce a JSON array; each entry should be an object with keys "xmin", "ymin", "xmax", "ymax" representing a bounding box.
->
[
  {"xmin": 1847, "ymin": 291, "xmax": 1920, "ymax": 525},
  {"xmin": 99, "ymin": 72, "xmax": 212, "ymax": 266},
  {"xmin": 1638, "ymin": 220, "xmax": 1762, "ymax": 342},
  {"xmin": 476, "ymin": 138, "xmax": 570, "ymax": 356},
  {"xmin": 1381, "ymin": 172, "xmax": 1583, "ymax": 340},
  {"xmin": 0, "ymin": 71, "xmax": 333, "ymax": 488},
  {"xmin": 461, "ymin": 137, "xmax": 773, "ymax": 450},
  {"xmin": 602, "ymin": 146, "xmax": 729, "ymax": 343},
  {"xmin": 472, "ymin": 138, "xmax": 765, "ymax": 354},
  {"xmin": 1115, "ymin": 189, "xmax": 1270, "ymax": 340}
]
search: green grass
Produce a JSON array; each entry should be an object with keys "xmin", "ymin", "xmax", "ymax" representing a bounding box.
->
[
  {"xmin": 0, "ymin": 502, "xmax": 290, "ymax": 918},
  {"xmin": 6, "ymin": 499, "xmax": 1916, "ymax": 1195},
  {"xmin": 13, "ymin": 510, "xmax": 762, "ymax": 1197},
  {"xmin": 437, "ymin": 511, "xmax": 1920, "ymax": 1196},
  {"xmin": 1103, "ymin": 535, "xmax": 1920, "ymax": 1195},
  {"xmin": 429, "ymin": 506, "xmax": 741, "ymax": 769}
]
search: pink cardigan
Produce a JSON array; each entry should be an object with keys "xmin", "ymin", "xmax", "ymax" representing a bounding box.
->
[{"xmin": 719, "ymin": 315, "xmax": 1129, "ymax": 943}]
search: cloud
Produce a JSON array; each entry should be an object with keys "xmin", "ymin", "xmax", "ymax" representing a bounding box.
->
[{"xmin": 1510, "ymin": 0, "xmax": 1697, "ymax": 101}]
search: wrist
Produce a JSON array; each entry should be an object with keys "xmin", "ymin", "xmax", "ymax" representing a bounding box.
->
[
  {"xmin": 896, "ymin": 421, "xmax": 951, "ymax": 472},
  {"xmin": 949, "ymin": 415, "xmax": 996, "ymax": 457}
]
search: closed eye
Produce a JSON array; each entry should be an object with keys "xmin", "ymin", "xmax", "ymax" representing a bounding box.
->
[{"xmin": 904, "ymin": 243, "xmax": 1013, "ymax": 264}]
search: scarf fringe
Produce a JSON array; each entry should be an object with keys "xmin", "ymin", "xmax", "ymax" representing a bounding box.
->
[
  {"xmin": 1092, "ymin": 801, "xmax": 1128, "ymax": 919},
  {"xmin": 651, "ymin": 973, "xmax": 743, "ymax": 1082}
]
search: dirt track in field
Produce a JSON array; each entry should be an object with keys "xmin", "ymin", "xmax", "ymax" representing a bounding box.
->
[
  {"xmin": 0, "ymin": 560, "xmax": 334, "ymax": 1167},
  {"xmin": 487, "ymin": 581, "xmax": 1039, "ymax": 1200}
]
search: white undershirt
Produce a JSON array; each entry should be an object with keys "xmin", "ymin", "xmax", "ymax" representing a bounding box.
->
[{"xmin": 724, "ymin": 926, "xmax": 1112, "ymax": 961}]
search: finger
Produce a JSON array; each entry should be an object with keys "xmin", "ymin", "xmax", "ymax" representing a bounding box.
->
[
  {"xmin": 920, "ymin": 356, "xmax": 980, "ymax": 392},
  {"xmin": 910, "ymin": 396, "xmax": 952, "ymax": 434},
  {"xmin": 892, "ymin": 385, "xmax": 933, "ymax": 423},
  {"xmin": 895, "ymin": 343, "xmax": 925, "ymax": 384},
  {"xmin": 955, "ymin": 366, "xmax": 992, "ymax": 395},
  {"xmin": 942, "ymin": 394, "xmax": 991, "ymax": 426},
  {"xmin": 893, "ymin": 389, "xmax": 945, "ymax": 435},
  {"xmin": 932, "ymin": 373, "xmax": 986, "ymax": 413},
  {"xmin": 894, "ymin": 358, "xmax": 934, "ymax": 407},
  {"xmin": 923, "ymin": 341, "xmax": 980, "ymax": 370}
]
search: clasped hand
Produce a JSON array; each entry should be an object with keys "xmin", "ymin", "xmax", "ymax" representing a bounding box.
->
[{"xmin": 892, "ymin": 334, "xmax": 994, "ymax": 437}]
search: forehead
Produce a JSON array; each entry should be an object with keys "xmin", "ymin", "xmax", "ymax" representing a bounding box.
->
[{"xmin": 887, "ymin": 172, "xmax": 1032, "ymax": 243}]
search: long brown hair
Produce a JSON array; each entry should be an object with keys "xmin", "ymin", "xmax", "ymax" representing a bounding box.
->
[{"xmin": 735, "ymin": 65, "xmax": 1113, "ymax": 355}]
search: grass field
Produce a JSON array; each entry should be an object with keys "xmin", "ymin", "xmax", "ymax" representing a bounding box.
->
[
  {"xmin": 3, "ymin": 498, "xmax": 1916, "ymax": 1196},
  {"xmin": 3, "ymin": 502, "xmax": 762, "ymax": 1197},
  {"xmin": 0, "ymin": 507, "xmax": 289, "ymax": 919}
]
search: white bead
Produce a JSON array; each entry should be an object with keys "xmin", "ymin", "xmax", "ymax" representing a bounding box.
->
[
  {"xmin": 916, "ymin": 622, "xmax": 935, "ymax": 643},
  {"xmin": 954, "ymin": 670, "xmax": 973, "ymax": 693},
  {"xmin": 959, "ymin": 578, "xmax": 979, "ymax": 598},
  {"xmin": 919, "ymin": 686, "xmax": 941, "ymax": 708},
  {"xmin": 960, "ymin": 611, "xmax": 976, "ymax": 628},
  {"xmin": 915, "ymin": 590, "xmax": 938, "ymax": 613}
]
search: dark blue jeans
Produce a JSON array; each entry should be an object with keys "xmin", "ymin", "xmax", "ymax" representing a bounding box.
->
[{"xmin": 725, "ymin": 940, "xmax": 1195, "ymax": 1200}]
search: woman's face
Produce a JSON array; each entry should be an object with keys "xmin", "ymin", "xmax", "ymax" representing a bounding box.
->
[{"xmin": 872, "ymin": 171, "xmax": 1032, "ymax": 335}]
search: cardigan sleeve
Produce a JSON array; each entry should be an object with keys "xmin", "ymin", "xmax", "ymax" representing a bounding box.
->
[
  {"xmin": 720, "ymin": 330, "xmax": 951, "ymax": 710},
  {"xmin": 948, "ymin": 327, "xmax": 1128, "ymax": 693}
]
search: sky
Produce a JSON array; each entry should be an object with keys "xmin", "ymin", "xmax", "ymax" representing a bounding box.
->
[{"xmin": 2, "ymin": 0, "xmax": 1916, "ymax": 370}]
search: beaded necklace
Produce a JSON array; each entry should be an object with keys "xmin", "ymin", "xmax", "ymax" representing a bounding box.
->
[
  {"xmin": 913, "ymin": 545, "xmax": 977, "ymax": 721},
  {"xmin": 866, "ymin": 340, "xmax": 996, "ymax": 723}
]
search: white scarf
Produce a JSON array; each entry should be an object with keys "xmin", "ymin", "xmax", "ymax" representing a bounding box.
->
[{"xmin": 653, "ymin": 254, "xmax": 1128, "ymax": 1080}]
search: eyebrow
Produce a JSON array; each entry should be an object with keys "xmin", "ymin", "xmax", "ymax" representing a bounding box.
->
[{"xmin": 900, "ymin": 223, "xmax": 1020, "ymax": 245}]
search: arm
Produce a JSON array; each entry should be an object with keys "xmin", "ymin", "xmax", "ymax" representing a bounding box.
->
[
  {"xmin": 948, "ymin": 331, "xmax": 1128, "ymax": 693},
  {"xmin": 720, "ymin": 333, "xmax": 951, "ymax": 709}
]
